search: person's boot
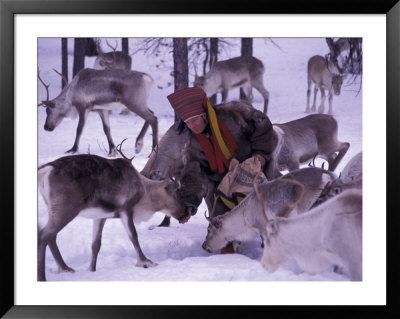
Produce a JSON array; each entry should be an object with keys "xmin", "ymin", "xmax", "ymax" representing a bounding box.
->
[{"xmin": 220, "ymin": 242, "xmax": 235, "ymax": 254}]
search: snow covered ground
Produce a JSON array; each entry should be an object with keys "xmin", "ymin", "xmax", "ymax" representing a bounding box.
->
[{"xmin": 37, "ymin": 37, "xmax": 362, "ymax": 283}]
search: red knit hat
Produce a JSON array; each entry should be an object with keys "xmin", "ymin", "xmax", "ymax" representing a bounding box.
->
[{"xmin": 167, "ymin": 87, "xmax": 207, "ymax": 122}]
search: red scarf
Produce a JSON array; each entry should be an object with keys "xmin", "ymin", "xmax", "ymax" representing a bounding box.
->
[{"xmin": 194, "ymin": 105, "xmax": 238, "ymax": 174}]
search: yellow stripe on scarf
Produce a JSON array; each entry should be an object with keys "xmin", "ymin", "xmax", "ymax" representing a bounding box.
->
[{"xmin": 205, "ymin": 99, "xmax": 233, "ymax": 160}]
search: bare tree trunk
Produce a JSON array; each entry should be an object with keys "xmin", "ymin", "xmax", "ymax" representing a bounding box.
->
[
  {"xmin": 240, "ymin": 38, "xmax": 253, "ymax": 100},
  {"xmin": 73, "ymin": 38, "xmax": 87, "ymax": 77},
  {"xmin": 122, "ymin": 38, "xmax": 129, "ymax": 55},
  {"xmin": 326, "ymin": 38, "xmax": 335, "ymax": 54},
  {"xmin": 209, "ymin": 38, "xmax": 219, "ymax": 104},
  {"xmin": 61, "ymin": 38, "xmax": 68, "ymax": 89},
  {"xmin": 173, "ymin": 38, "xmax": 189, "ymax": 121},
  {"xmin": 85, "ymin": 38, "xmax": 97, "ymax": 56}
]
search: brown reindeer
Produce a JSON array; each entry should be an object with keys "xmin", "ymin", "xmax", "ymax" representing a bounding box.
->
[
  {"xmin": 37, "ymin": 140, "xmax": 194, "ymax": 281},
  {"xmin": 306, "ymin": 55, "xmax": 347, "ymax": 115}
]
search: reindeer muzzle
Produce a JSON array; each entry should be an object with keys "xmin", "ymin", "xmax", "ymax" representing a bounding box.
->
[
  {"xmin": 202, "ymin": 242, "xmax": 212, "ymax": 253},
  {"xmin": 44, "ymin": 123, "xmax": 55, "ymax": 131},
  {"xmin": 177, "ymin": 205, "xmax": 198, "ymax": 224}
]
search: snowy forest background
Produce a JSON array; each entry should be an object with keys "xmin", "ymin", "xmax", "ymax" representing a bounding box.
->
[{"xmin": 36, "ymin": 37, "xmax": 364, "ymax": 283}]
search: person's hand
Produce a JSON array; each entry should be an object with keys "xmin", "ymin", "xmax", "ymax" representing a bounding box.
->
[{"xmin": 254, "ymin": 154, "xmax": 266, "ymax": 167}]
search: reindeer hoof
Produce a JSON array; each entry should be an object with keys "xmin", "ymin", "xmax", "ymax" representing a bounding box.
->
[
  {"xmin": 120, "ymin": 108, "xmax": 131, "ymax": 115},
  {"xmin": 136, "ymin": 259, "xmax": 157, "ymax": 268},
  {"xmin": 65, "ymin": 148, "xmax": 78, "ymax": 154},
  {"xmin": 233, "ymin": 241, "xmax": 244, "ymax": 253},
  {"xmin": 109, "ymin": 148, "xmax": 118, "ymax": 157},
  {"xmin": 135, "ymin": 141, "xmax": 143, "ymax": 154},
  {"xmin": 58, "ymin": 266, "xmax": 75, "ymax": 274}
]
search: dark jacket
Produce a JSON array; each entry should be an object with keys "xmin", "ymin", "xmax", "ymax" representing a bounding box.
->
[{"xmin": 177, "ymin": 104, "xmax": 278, "ymax": 216}]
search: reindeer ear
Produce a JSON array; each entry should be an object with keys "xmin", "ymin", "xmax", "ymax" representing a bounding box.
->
[
  {"xmin": 165, "ymin": 180, "xmax": 180, "ymax": 194},
  {"xmin": 211, "ymin": 217, "xmax": 222, "ymax": 229},
  {"xmin": 266, "ymin": 219, "xmax": 279, "ymax": 235},
  {"xmin": 150, "ymin": 170, "xmax": 163, "ymax": 181},
  {"xmin": 290, "ymin": 184, "xmax": 303, "ymax": 203},
  {"xmin": 42, "ymin": 101, "xmax": 55, "ymax": 108}
]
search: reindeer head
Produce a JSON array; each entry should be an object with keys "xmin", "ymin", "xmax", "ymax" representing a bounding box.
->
[
  {"xmin": 176, "ymin": 161, "xmax": 208, "ymax": 217},
  {"xmin": 38, "ymin": 69, "xmax": 75, "ymax": 131},
  {"xmin": 331, "ymin": 73, "xmax": 345, "ymax": 96},
  {"xmin": 193, "ymin": 74, "xmax": 206, "ymax": 89},
  {"xmin": 202, "ymin": 215, "xmax": 226, "ymax": 253}
]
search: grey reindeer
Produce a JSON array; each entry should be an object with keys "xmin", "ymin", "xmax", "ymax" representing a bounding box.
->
[
  {"xmin": 37, "ymin": 142, "xmax": 195, "ymax": 281},
  {"xmin": 312, "ymin": 151, "xmax": 362, "ymax": 208},
  {"xmin": 273, "ymin": 114, "xmax": 349, "ymax": 172},
  {"xmin": 194, "ymin": 56, "xmax": 270, "ymax": 114},
  {"xmin": 93, "ymin": 39, "xmax": 132, "ymax": 71},
  {"xmin": 92, "ymin": 39, "xmax": 133, "ymax": 116},
  {"xmin": 38, "ymin": 67, "xmax": 157, "ymax": 156}
]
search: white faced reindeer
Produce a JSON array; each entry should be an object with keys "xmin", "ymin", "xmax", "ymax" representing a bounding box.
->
[
  {"xmin": 37, "ymin": 141, "xmax": 194, "ymax": 281},
  {"xmin": 38, "ymin": 67, "xmax": 157, "ymax": 156},
  {"xmin": 306, "ymin": 55, "xmax": 347, "ymax": 115},
  {"xmin": 193, "ymin": 56, "xmax": 270, "ymax": 114},
  {"xmin": 202, "ymin": 167, "xmax": 337, "ymax": 253},
  {"xmin": 311, "ymin": 151, "xmax": 362, "ymax": 208},
  {"xmin": 273, "ymin": 114, "xmax": 350, "ymax": 172},
  {"xmin": 93, "ymin": 40, "xmax": 132, "ymax": 70},
  {"xmin": 261, "ymin": 189, "xmax": 362, "ymax": 281}
]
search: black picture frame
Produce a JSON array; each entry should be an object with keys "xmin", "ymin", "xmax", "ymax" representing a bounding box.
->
[{"xmin": 1, "ymin": 0, "xmax": 399, "ymax": 318}]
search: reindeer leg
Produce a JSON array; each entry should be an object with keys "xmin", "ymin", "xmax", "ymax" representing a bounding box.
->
[
  {"xmin": 133, "ymin": 108, "xmax": 158, "ymax": 154},
  {"xmin": 252, "ymin": 77, "xmax": 270, "ymax": 114},
  {"xmin": 328, "ymin": 142, "xmax": 350, "ymax": 171},
  {"xmin": 328, "ymin": 92, "xmax": 334, "ymax": 115},
  {"xmin": 306, "ymin": 76, "xmax": 312, "ymax": 113},
  {"xmin": 38, "ymin": 224, "xmax": 75, "ymax": 280},
  {"xmin": 221, "ymin": 89, "xmax": 228, "ymax": 104},
  {"xmin": 48, "ymin": 238, "xmax": 75, "ymax": 274},
  {"xmin": 287, "ymin": 161, "xmax": 300, "ymax": 171},
  {"xmin": 318, "ymin": 88, "xmax": 326, "ymax": 114},
  {"xmin": 66, "ymin": 107, "xmax": 88, "ymax": 154},
  {"xmin": 135, "ymin": 122, "xmax": 150, "ymax": 153},
  {"xmin": 38, "ymin": 228, "xmax": 51, "ymax": 281},
  {"xmin": 120, "ymin": 210, "xmax": 157, "ymax": 268},
  {"xmin": 89, "ymin": 218, "xmax": 107, "ymax": 272},
  {"xmin": 241, "ymin": 83, "xmax": 253, "ymax": 102},
  {"xmin": 157, "ymin": 216, "xmax": 171, "ymax": 227},
  {"xmin": 97, "ymin": 110, "xmax": 117, "ymax": 157},
  {"xmin": 39, "ymin": 205, "xmax": 80, "ymax": 280},
  {"xmin": 311, "ymin": 85, "xmax": 318, "ymax": 112}
]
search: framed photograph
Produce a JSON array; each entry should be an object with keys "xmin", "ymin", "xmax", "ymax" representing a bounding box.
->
[{"xmin": 1, "ymin": 0, "xmax": 399, "ymax": 317}]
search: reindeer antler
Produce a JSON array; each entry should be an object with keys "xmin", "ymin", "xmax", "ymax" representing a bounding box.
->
[
  {"xmin": 37, "ymin": 68, "xmax": 50, "ymax": 106},
  {"xmin": 253, "ymin": 174, "xmax": 268, "ymax": 222},
  {"xmin": 168, "ymin": 138, "xmax": 192, "ymax": 181},
  {"xmin": 96, "ymin": 39, "xmax": 117, "ymax": 68},
  {"xmin": 193, "ymin": 62, "xmax": 198, "ymax": 77},
  {"xmin": 278, "ymin": 176, "xmax": 305, "ymax": 218},
  {"xmin": 52, "ymin": 68, "xmax": 68, "ymax": 87},
  {"xmin": 116, "ymin": 138, "xmax": 135, "ymax": 162}
]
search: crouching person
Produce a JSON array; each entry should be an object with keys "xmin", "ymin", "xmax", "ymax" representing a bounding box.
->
[{"xmin": 167, "ymin": 87, "xmax": 278, "ymax": 253}]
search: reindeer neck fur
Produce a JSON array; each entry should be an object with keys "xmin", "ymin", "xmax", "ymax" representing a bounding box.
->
[
  {"xmin": 137, "ymin": 175, "xmax": 172, "ymax": 212},
  {"xmin": 274, "ymin": 190, "xmax": 361, "ymax": 238},
  {"xmin": 221, "ymin": 195, "xmax": 265, "ymax": 241}
]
